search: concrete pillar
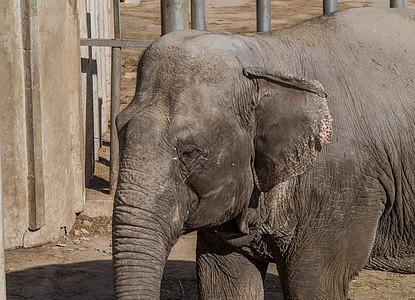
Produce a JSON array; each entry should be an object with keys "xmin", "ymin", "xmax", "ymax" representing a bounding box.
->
[
  {"xmin": 0, "ymin": 0, "xmax": 30, "ymax": 248},
  {"xmin": 390, "ymin": 0, "xmax": 404, "ymax": 8},
  {"xmin": 323, "ymin": 0, "xmax": 337, "ymax": 15},
  {"xmin": 256, "ymin": 0, "xmax": 271, "ymax": 32},
  {"xmin": 1, "ymin": 0, "xmax": 82, "ymax": 249},
  {"xmin": 161, "ymin": 0, "xmax": 189, "ymax": 35}
]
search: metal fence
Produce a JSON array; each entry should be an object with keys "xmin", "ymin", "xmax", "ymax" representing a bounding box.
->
[{"xmin": 81, "ymin": 0, "xmax": 406, "ymax": 195}]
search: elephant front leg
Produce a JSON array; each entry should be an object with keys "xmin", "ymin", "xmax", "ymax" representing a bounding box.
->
[{"xmin": 196, "ymin": 230, "xmax": 268, "ymax": 300}]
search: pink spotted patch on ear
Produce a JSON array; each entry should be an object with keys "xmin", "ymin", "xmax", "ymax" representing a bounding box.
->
[{"xmin": 319, "ymin": 113, "xmax": 333, "ymax": 145}]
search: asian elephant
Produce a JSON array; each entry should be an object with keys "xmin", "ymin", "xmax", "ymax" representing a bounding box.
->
[{"xmin": 112, "ymin": 8, "xmax": 415, "ymax": 300}]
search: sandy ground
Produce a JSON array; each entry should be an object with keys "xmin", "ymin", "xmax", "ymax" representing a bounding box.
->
[
  {"xmin": 6, "ymin": 1, "xmax": 415, "ymax": 299},
  {"xmin": 5, "ymin": 216, "xmax": 415, "ymax": 299}
]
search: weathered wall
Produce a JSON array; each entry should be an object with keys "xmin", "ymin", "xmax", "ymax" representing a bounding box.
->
[
  {"xmin": 0, "ymin": 0, "xmax": 84, "ymax": 249},
  {"xmin": 0, "ymin": 0, "xmax": 30, "ymax": 248}
]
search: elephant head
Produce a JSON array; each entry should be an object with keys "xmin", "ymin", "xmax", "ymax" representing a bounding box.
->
[{"xmin": 112, "ymin": 32, "xmax": 332, "ymax": 299}]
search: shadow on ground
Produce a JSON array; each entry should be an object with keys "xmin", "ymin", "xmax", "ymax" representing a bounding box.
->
[
  {"xmin": 7, "ymin": 260, "xmax": 113, "ymax": 300},
  {"xmin": 6, "ymin": 259, "xmax": 282, "ymax": 299}
]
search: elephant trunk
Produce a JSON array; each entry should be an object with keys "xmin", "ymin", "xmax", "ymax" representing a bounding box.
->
[
  {"xmin": 112, "ymin": 204, "xmax": 169, "ymax": 298},
  {"xmin": 112, "ymin": 153, "xmax": 183, "ymax": 299}
]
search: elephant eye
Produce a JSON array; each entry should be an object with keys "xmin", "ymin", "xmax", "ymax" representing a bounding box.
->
[
  {"xmin": 180, "ymin": 149, "xmax": 199, "ymax": 162},
  {"xmin": 178, "ymin": 146, "xmax": 206, "ymax": 166},
  {"xmin": 182, "ymin": 149, "xmax": 195, "ymax": 157}
]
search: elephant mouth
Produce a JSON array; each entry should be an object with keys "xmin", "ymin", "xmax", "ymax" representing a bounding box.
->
[
  {"xmin": 216, "ymin": 230, "xmax": 256, "ymax": 247},
  {"xmin": 210, "ymin": 220, "xmax": 258, "ymax": 247}
]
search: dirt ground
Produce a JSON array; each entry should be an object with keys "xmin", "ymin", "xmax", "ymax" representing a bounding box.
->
[{"xmin": 6, "ymin": 1, "xmax": 415, "ymax": 299}]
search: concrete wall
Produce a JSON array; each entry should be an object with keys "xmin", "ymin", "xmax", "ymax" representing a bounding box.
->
[{"xmin": 0, "ymin": 0, "xmax": 84, "ymax": 249}]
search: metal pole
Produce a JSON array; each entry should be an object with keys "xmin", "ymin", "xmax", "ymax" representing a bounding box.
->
[
  {"xmin": 113, "ymin": 0, "xmax": 121, "ymax": 40},
  {"xmin": 110, "ymin": 0, "xmax": 121, "ymax": 195},
  {"xmin": 191, "ymin": 0, "xmax": 205, "ymax": 30},
  {"xmin": 0, "ymin": 123, "xmax": 6, "ymax": 298},
  {"xmin": 323, "ymin": 0, "xmax": 337, "ymax": 15},
  {"xmin": 256, "ymin": 0, "xmax": 271, "ymax": 32},
  {"xmin": 390, "ymin": 0, "xmax": 404, "ymax": 8},
  {"xmin": 110, "ymin": 48, "xmax": 121, "ymax": 195},
  {"xmin": 161, "ymin": 0, "xmax": 190, "ymax": 35}
]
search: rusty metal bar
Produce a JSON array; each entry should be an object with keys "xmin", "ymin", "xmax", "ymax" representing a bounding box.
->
[
  {"xmin": 323, "ymin": 0, "xmax": 337, "ymax": 15},
  {"xmin": 390, "ymin": 0, "xmax": 405, "ymax": 8},
  {"xmin": 256, "ymin": 0, "xmax": 271, "ymax": 32},
  {"xmin": 110, "ymin": 0, "xmax": 122, "ymax": 195},
  {"xmin": 161, "ymin": 0, "xmax": 189, "ymax": 35},
  {"xmin": 191, "ymin": 0, "xmax": 205, "ymax": 30}
]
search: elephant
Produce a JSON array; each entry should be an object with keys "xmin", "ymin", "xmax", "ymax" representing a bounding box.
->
[{"xmin": 112, "ymin": 7, "xmax": 415, "ymax": 300}]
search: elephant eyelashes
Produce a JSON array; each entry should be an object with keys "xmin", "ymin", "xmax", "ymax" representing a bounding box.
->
[
  {"xmin": 180, "ymin": 149, "xmax": 199, "ymax": 163},
  {"xmin": 178, "ymin": 147, "xmax": 206, "ymax": 166},
  {"xmin": 182, "ymin": 149, "xmax": 197, "ymax": 158}
]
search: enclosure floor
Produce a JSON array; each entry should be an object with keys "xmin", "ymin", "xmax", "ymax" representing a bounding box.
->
[{"xmin": 5, "ymin": 219, "xmax": 415, "ymax": 299}]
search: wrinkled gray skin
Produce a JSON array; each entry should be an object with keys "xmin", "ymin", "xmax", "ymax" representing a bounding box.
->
[{"xmin": 113, "ymin": 8, "xmax": 415, "ymax": 300}]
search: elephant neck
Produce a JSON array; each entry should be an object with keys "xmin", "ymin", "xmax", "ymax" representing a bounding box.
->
[
  {"xmin": 208, "ymin": 179, "xmax": 298, "ymax": 260},
  {"xmin": 238, "ymin": 179, "xmax": 298, "ymax": 236}
]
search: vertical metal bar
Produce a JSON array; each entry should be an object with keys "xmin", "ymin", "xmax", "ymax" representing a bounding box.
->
[
  {"xmin": 256, "ymin": 0, "xmax": 271, "ymax": 32},
  {"xmin": 0, "ymin": 123, "xmax": 6, "ymax": 299},
  {"xmin": 113, "ymin": 0, "xmax": 121, "ymax": 39},
  {"xmin": 323, "ymin": 0, "xmax": 337, "ymax": 15},
  {"xmin": 161, "ymin": 0, "xmax": 189, "ymax": 35},
  {"xmin": 390, "ymin": 0, "xmax": 404, "ymax": 8},
  {"xmin": 110, "ymin": 47, "xmax": 121, "ymax": 195},
  {"xmin": 110, "ymin": 0, "xmax": 121, "ymax": 195},
  {"xmin": 191, "ymin": 0, "xmax": 205, "ymax": 30}
]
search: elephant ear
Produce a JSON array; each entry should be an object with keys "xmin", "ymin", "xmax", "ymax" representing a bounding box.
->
[
  {"xmin": 116, "ymin": 100, "xmax": 141, "ymax": 132},
  {"xmin": 243, "ymin": 67, "xmax": 333, "ymax": 192}
]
